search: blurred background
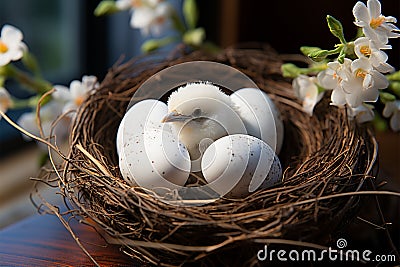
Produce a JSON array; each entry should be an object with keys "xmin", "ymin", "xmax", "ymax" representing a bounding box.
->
[{"xmin": 0, "ymin": 0, "xmax": 398, "ymax": 253}]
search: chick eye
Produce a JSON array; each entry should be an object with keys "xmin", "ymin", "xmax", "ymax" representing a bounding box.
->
[{"xmin": 192, "ymin": 108, "xmax": 202, "ymax": 117}]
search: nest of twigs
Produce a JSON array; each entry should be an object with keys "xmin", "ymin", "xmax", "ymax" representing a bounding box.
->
[{"xmin": 52, "ymin": 46, "xmax": 378, "ymax": 266}]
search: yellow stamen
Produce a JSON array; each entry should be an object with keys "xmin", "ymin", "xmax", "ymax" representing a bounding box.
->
[
  {"xmin": 0, "ymin": 41, "xmax": 8, "ymax": 54},
  {"xmin": 356, "ymin": 69, "xmax": 367, "ymax": 79},
  {"xmin": 74, "ymin": 96, "xmax": 85, "ymax": 106},
  {"xmin": 360, "ymin": 45, "xmax": 371, "ymax": 57},
  {"xmin": 333, "ymin": 72, "xmax": 343, "ymax": 83},
  {"xmin": 370, "ymin": 16, "xmax": 385, "ymax": 29}
]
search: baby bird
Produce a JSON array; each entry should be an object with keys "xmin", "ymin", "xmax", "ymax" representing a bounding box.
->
[{"xmin": 162, "ymin": 82, "xmax": 283, "ymax": 171}]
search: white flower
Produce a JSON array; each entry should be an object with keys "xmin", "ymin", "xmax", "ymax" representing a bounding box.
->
[
  {"xmin": 318, "ymin": 59, "xmax": 352, "ymax": 107},
  {"xmin": 17, "ymin": 101, "xmax": 70, "ymax": 146},
  {"xmin": 347, "ymin": 104, "xmax": 375, "ymax": 123},
  {"xmin": 292, "ymin": 75, "xmax": 324, "ymax": 116},
  {"xmin": 0, "ymin": 25, "xmax": 27, "ymax": 67},
  {"xmin": 53, "ymin": 75, "xmax": 99, "ymax": 117},
  {"xmin": 116, "ymin": 0, "xmax": 162, "ymax": 10},
  {"xmin": 130, "ymin": 1, "xmax": 172, "ymax": 36},
  {"xmin": 354, "ymin": 37, "xmax": 394, "ymax": 73},
  {"xmin": 382, "ymin": 100, "xmax": 400, "ymax": 131},
  {"xmin": 353, "ymin": 0, "xmax": 400, "ymax": 47},
  {"xmin": 342, "ymin": 58, "xmax": 388, "ymax": 107},
  {"xmin": 0, "ymin": 87, "xmax": 12, "ymax": 114},
  {"xmin": 115, "ymin": 0, "xmax": 171, "ymax": 36}
]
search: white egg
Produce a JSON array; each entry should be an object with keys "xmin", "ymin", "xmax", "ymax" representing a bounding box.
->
[
  {"xmin": 117, "ymin": 99, "xmax": 190, "ymax": 193},
  {"xmin": 201, "ymin": 134, "xmax": 282, "ymax": 198},
  {"xmin": 116, "ymin": 99, "xmax": 169, "ymax": 155},
  {"xmin": 230, "ymin": 88, "xmax": 284, "ymax": 154}
]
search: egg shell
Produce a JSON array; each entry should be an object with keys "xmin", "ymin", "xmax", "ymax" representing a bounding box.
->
[
  {"xmin": 201, "ymin": 134, "xmax": 282, "ymax": 198},
  {"xmin": 117, "ymin": 99, "xmax": 190, "ymax": 192},
  {"xmin": 116, "ymin": 99, "xmax": 169, "ymax": 155},
  {"xmin": 230, "ymin": 88, "xmax": 284, "ymax": 154}
]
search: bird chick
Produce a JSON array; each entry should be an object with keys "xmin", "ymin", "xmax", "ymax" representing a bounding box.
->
[{"xmin": 162, "ymin": 82, "xmax": 246, "ymax": 170}]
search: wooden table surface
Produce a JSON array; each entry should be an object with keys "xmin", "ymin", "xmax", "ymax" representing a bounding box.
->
[
  {"xmin": 0, "ymin": 214, "xmax": 137, "ymax": 267},
  {"xmin": 0, "ymin": 133, "xmax": 398, "ymax": 267}
]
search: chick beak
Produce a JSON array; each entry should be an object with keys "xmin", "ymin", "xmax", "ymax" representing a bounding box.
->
[{"xmin": 161, "ymin": 111, "xmax": 192, "ymax": 123}]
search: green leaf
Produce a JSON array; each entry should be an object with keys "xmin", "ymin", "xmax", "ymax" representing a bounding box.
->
[
  {"xmin": 281, "ymin": 63, "xmax": 302, "ymax": 78},
  {"xmin": 308, "ymin": 50, "xmax": 330, "ymax": 62},
  {"xmin": 316, "ymin": 84, "xmax": 326, "ymax": 94},
  {"xmin": 22, "ymin": 51, "xmax": 41, "ymax": 77},
  {"xmin": 141, "ymin": 37, "xmax": 176, "ymax": 53},
  {"xmin": 183, "ymin": 0, "xmax": 199, "ymax": 30},
  {"xmin": 94, "ymin": 1, "xmax": 119, "ymax": 16},
  {"xmin": 0, "ymin": 76, "xmax": 5, "ymax": 87},
  {"xmin": 387, "ymin": 70, "xmax": 400, "ymax": 81},
  {"xmin": 372, "ymin": 112, "xmax": 388, "ymax": 132},
  {"xmin": 171, "ymin": 11, "xmax": 186, "ymax": 35},
  {"xmin": 343, "ymin": 42, "xmax": 356, "ymax": 59},
  {"xmin": 326, "ymin": 15, "xmax": 346, "ymax": 44},
  {"xmin": 0, "ymin": 65, "xmax": 10, "ymax": 77},
  {"xmin": 389, "ymin": 81, "xmax": 400, "ymax": 97},
  {"xmin": 183, "ymin": 28, "xmax": 205, "ymax": 47},
  {"xmin": 300, "ymin": 46, "xmax": 322, "ymax": 57},
  {"xmin": 337, "ymin": 48, "xmax": 346, "ymax": 64},
  {"xmin": 380, "ymin": 92, "xmax": 396, "ymax": 104}
]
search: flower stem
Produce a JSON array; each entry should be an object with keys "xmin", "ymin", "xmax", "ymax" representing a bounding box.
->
[
  {"xmin": 2, "ymin": 64, "xmax": 52, "ymax": 94},
  {"xmin": 171, "ymin": 11, "xmax": 187, "ymax": 36}
]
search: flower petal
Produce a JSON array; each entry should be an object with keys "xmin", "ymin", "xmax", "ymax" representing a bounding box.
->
[
  {"xmin": 317, "ymin": 71, "xmax": 337, "ymax": 89},
  {"xmin": 353, "ymin": 2, "xmax": 370, "ymax": 22},
  {"xmin": 52, "ymin": 85, "xmax": 71, "ymax": 102},
  {"xmin": 131, "ymin": 7, "xmax": 155, "ymax": 29},
  {"xmin": 390, "ymin": 111, "xmax": 400, "ymax": 131},
  {"xmin": 385, "ymin": 16, "xmax": 397, "ymax": 24},
  {"xmin": 374, "ymin": 62, "xmax": 395, "ymax": 73},
  {"xmin": 0, "ymin": 53, "xmax": 11, "ymax": 66},
  {"xmin": 343, "ymin": 81, "xmax": 365, "ymax": 107},
  {"xmin": 363, "ymin": 74, "xmax": 373, "ymax": 89},
  {"xmin": 351, "ymin": 58, "xmax": 372, "ymax": 73},
  {"xmin": 331, "ymin": 87, "xmax": 347, "ymax": 107},
  {"xmin": 1, "ymin": 25, "xmax": 23, "ymax": 44},
  {"xmin": 69, "ymin": 80, "xmax": 83, "ymax": 98},
  {"xmin": 367, "ymin": 0, "xmax": 381, "ymax": 19},
  {"xmin": 371, "ymin": 71, "xmax": 389, "ymax": 89},
  {"xmin": 82, "ymin": 75, "xmax": 98, "ymax": 91},
  {"xmin": 17, "ymin": 111, "xmax": 38, "ymax": 140},
  {"xmin": 7, "ymin": 48, "xmax": 24, "ymax": 61},
  {"xmin": 116, "ymin": 0, "xmax": 132, "ymax": 10},
  {"xmin": 382, "ymin": 101, "xmax": 395, "ymax": 118}
]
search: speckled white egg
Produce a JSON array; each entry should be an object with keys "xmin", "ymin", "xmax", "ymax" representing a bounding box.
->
[
  {"xmin": 201, "ymin": 134, "xmax": 282, "ymax": 198},
  {"xmin": 117, "ymin": 99, "xmax": 169, "ymax": 155},
  {"xmin": 117, "ymin": 99, "xmax": 190, "ymax": 192},
  {"xmin": 230, "ymin": 88, "xmax": 284, "ymax": 154}
]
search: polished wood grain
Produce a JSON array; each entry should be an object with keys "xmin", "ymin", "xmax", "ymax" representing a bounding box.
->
[{"xmin": 0, "ymin": 214, "xmax": 137, "ymax": 267}]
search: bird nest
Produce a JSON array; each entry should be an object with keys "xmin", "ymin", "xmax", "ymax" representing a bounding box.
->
[{"xmin": 47, "ymin": 46, "xmax": 377, "ymax": 266}]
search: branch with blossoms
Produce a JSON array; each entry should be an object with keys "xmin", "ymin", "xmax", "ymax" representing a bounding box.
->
[
  {"xmin": 94, "ymin": 0, "xmax": 214, "ymax": 53},
  {"xmin": 0, "ymin": 0, "xmax": 209, "ymax": 164},
  {"xmin": 0, "ymin": 24, "xmax": 99, "ymax": 162},
  {"xmin": 282, "ymin": 0, "xmax": 400, "ymax": 131}
]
